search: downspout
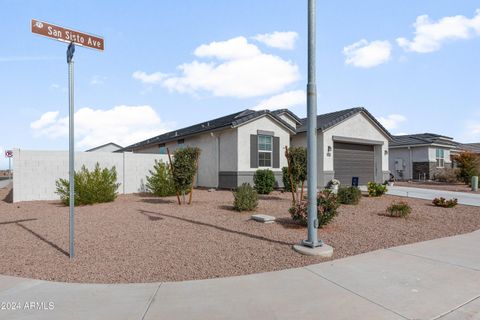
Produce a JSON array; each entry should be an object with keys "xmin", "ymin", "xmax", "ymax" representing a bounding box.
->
[{"xmin": 408, "ymin": 147, "xmax": 413, "ymax": 180}]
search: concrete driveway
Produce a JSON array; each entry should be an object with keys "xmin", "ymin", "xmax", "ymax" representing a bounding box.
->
[
  {"xmin": 0, "ymin": 179, "xmax": 11, "ymax": 189},
  {"xmin": 387, "ymin": 185, "xmax": 480, "ymax": 206},
  {"xmin": 1, "ymin": 230, "xmax": 480, "ymax": 319}
]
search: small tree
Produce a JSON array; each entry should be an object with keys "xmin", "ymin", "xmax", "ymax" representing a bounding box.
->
[
  {"xmin": 285, "ymin": 146, "xmax": 307, "ymax": 203},
  {"xmin": 171, "ymin": 146, "xmax": 201, "ymax": 204},
  {"xmin": 453, "ymin": 152, "xmax": 480, "ymax": 184},
  {"xmin": 146, "ymin": 160, "xmax": 176, "ymax": 197}
]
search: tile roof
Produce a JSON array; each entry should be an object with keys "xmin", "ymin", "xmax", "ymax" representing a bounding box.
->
[
  {"xmin": 459, "ymin": 143, "xmax": 480, "ymax": 153},
  {"xmin": 120, "ymin": 109, "xmax": 295, "ymax": 151},
  {"xmin": 295, "ymin": 107, "xmax": 392, "ymax": 139},
  {"xmin": 390, "ymin": 133, "xmax": 459, "ymax": 148}
]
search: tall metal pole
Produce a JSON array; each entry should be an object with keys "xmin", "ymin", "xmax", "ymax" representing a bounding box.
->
[
  {"xmin": 8, "ymin": 157, "xmax": 12, "ymax": 182},
  {"xmin": 67, "ymin": 42, "xmax": 75, "ymax": 258},
  {"xmin": 302, "ymin": 0, "xmax": 322, "ymax": 248}
]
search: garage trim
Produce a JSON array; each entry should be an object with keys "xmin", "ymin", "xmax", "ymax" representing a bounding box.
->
[{"xmin": 332, "ymin": 135, "xmax": 384, "ymax": 145}]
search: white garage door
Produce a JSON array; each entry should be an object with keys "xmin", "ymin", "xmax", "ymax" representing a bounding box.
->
[{"xmin": 333, "ymin": 142, "xmax": 374, "ymax": 186}]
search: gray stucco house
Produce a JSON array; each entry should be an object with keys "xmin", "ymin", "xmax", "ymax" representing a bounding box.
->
[
  {"xmin": 389, "ymin": 133, "xmax": 461, "ymax": 181},
  {"xmin": 122, "ymin": 107, "xmax": 392, "ymax": 188}
]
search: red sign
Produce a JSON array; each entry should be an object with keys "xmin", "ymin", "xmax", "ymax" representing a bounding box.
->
[
  {"xmin": 5, "ymin": 150, "xmax": 13, "ymax": 158},
  {"xmin": 31, "ymin": 19, "xmax": 104, "ymax": 51}
]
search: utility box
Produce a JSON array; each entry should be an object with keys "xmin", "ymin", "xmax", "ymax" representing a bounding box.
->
[{"xmin": 472, "ymin": 176, "xmax": 479, "ymax": 192}]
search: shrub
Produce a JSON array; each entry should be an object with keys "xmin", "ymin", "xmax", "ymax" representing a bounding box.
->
[
  {"xmin": 337, "ymin": 186, "xmax": 362, "ymax": 205},
  {"xmin": 289, "ymin": 190, "xmax": 340, "ymax": 227},
  {"xmin": 233, "ymin": 183, "xmax": 258, "ymax": 212},
  {"xmin": 453, "ymin": 152, "xmax": 480, "ymax": 184},
  {"xmin": 386, "ymin": 201, "xmax": 412, "ymax": 218},
  {"xmin": 285, "ymin": 147, "xmax": 307, "ymax": 203},
  {"xmin": 146, "ymin": 160, "xmax": 176, "ymax": 197},
  {"xmin": 433, "ymin": 168, "xmax": 459, "ymax": 183},
  {"xmin": 55, "ymin": 163, "xmax": 120, "ymax": 206},
  {"xmin": 172, "ymin": 146, "xmax": 201, "ymax": 203},
  {"xmin": 367, "ymin": 182, "xmax": 388, "ymax": 197},
  {"xmin": 432, "ymin": 197, "xmax": 458, "ymax": 208},
  {"xmin": 253, "ymin": 169, "xmax": 276, "ymax": 194},
  {"xmin": 282, "ymin": 167, "xmax": 296, "ymax": 192}
]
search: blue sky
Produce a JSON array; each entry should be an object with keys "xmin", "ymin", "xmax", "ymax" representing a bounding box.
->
[{"xmin": 1, "ymin": 0, "xmax": 480, "ymax": 169}]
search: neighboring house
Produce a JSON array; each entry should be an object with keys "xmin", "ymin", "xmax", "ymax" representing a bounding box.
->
[
  {"xmin": 122, "ymin": 107, "xmax": 392, "ymax": 188},
  {"xmin": 460, "ymin": 143, "xmax": 480, "ymax": 154},
  {"xmin": 291, "ymin": 107, "xmax": 392, "ymax": 186},
  {"xmin": 389, "ymin": 133, "xmax": 460, "ymax": 181},
  {"xmin": 86, "ymin": 142, "xmax": 123, "ymax": 153}
]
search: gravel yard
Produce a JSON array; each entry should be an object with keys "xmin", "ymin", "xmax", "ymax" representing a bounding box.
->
[{"xmin": 1, "ymin": 187, "xmax": 480, "ymax": 284}]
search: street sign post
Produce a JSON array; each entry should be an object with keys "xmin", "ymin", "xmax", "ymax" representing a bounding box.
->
[
  {"xmin": 32, "ymin": 19, "xmax": 104, "ymax": 259},
  {"xmin": 5, "ymin": 150, "xmax": 13, "ymax": 182}
]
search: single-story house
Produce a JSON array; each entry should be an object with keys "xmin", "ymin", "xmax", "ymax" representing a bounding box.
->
[
  {"xmin": 389, "ymin": 133, "xmax": 461, "ymax": 181},
  {"xmin": 121, "ymin": 107, "xmax": 392, "ymax": 188},
  {"xmin": 86, "ymin": 142, "xmax": 123, "ymax": 153}
]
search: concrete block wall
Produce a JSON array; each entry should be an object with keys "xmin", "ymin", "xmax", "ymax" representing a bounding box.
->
[{"xmin": 12, "ymin": 149, "xmax": 169, "ymax": 202}]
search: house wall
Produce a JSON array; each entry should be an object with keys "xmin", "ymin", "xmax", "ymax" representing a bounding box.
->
[
  {"xmin": 322, "ymin": 113, "xmax": 389, "ymax": 185},
  {"xmin": 277, "ymin": 114, "xmax": 297, "ymax": 128},
  {"xmin": 12, "ymin": 149, "xmax": 169, "ymax": 202},
  {"xmin": 235, "ymin": 116, "xmax": 291, "ymax": 187},
  {"xmin": 290, "ymin": 131, "xmax": 325, "ymax": 186}
]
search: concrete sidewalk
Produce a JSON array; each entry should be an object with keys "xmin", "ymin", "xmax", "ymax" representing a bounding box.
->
[
  {"xmin": 1, "ymin": 231, "xmax": 480, "ymax": 320},
  {"xmin": 387, "ymin": 185, "xmax": 480, "ymax": 206}
]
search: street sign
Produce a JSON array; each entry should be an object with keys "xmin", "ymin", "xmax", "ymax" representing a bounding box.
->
[
  {"xmin": 31, "ymin": 19, "xmax": 104, "ymax": 51},
  {"xmin": 5, "ymin": 150, "xmax": 13, "ymax": 158}
]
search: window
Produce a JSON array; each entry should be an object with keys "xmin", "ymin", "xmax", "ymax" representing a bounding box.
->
[
  {"xmin": 159, "ymin": 144, "xmax": 166, "ymax": 154},
  {"xmin": 177, "ymin": 139, "xmax": 185, "ymax": 148},
  {"xmin": 436, "ymin": 148, "xmax": 445, "ymax": 168},
  {"xmin": 258, "ymin": 135, "xmax": 272, "ymax": 167}
]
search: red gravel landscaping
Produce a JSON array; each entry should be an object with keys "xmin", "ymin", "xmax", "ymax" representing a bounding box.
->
[{"xmin": 1, "ymin": 187, "xmax": 479, "ymax": 284}]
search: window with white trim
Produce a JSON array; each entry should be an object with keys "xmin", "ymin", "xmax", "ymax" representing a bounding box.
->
[
  {"xmin": 258, "ymin": 135, "xmax": 272, "ymax": 167},
  {"xmin": 436, "ymin": 148, "xmax": 445, "ymax": 168}
]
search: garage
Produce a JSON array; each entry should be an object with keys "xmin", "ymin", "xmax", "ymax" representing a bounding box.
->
[{"xmin": 333, "ymin": 142, "xmax": 374, "ymax": 186}]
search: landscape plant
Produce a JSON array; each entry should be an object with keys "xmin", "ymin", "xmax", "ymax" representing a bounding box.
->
[
  {"xmin": 284, "ymin": 146, "xmax": 307, "ymax": 203},
  {"xmin": 253, "ymin": 169, "xmax": 276, "ymax": 194},
  {"xmin": 55, "ymin": 163, "xmax": 120, "ymax": 206},
  {"xmin": 337, "ymin": 186, "xmax": 362, "ymax": 205},
  {"xmin": 367, "ymin": 182, "xmax": 388, "ymax": 197},
  {"xmin": 432, "ymin": 197, "xmax": 458, "ymax": 208},
  {"xmin": 289, "ymin": 190, "xmax": 340, "ymax": 227},
  {"xmin": 233, "ymin": 183, "xmax": 258, "ymax": 212},
  {"xmin": 453, "ymin": 152, "xmax": 480, "ymax": 185},
  {"xmin": 282, "ymin": 167, "xmax": 296, "ymax": 193},
  {"xmin": 433, "ymin": 168, "xmax": 459, "ymax": 183},
  {"xmin": 386, "ymin": 201, "xmax": 412, "ymax": 218},
  {"xmin": 145, "ymin": 160, "xmax": 176, "ymax": 197},
  {"xmin": 170, "ymin": 146, "xmax": 201, "ymax": 204}
]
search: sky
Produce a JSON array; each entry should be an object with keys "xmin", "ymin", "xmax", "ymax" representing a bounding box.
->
[{"xmin": 1, "ymin": 0, "xmax": 480, "ymax": 169}]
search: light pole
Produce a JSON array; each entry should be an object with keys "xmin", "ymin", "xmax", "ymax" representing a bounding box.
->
[{"xmin": 293, "ymin": 0, "xmax": 333, "ymax": 256}]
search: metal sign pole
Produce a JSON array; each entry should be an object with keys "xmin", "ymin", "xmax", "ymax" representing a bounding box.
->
[
  {"xmin": 8, "ymin": 157, "xmax": 11, "ymax": 182},
  {"xmin": 303, "ymin": 0, "xmax": 321, "ymax": 248},
  {"xmin": 67, "ymin": 42, "xmax": 75, "ymax": 259}
]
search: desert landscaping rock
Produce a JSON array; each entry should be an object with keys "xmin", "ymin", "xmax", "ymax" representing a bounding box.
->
[
  {"xmin": 1, "ymin": 187, "xmax": 480, "ymax": 283},
  {"xmin": 251, "ymin": 214, "xmax": 276, "ymax": 223}
]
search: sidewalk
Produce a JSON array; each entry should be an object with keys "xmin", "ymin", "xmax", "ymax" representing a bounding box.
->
[
  {"xmin": 1, "ymin": 230, "xmax": 480, "ymax": 320},
  {"xmin": 387, "ymin": 185, "xmax": 480, "ymax": 206}
]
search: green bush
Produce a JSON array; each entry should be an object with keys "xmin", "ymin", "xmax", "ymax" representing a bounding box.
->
[
  {"xmin": 337, "ymin": 186, "xmax": 362, "ymax": 205},
  {"xmin": 146, "ymin": 160, "xmax": 176, "ymax": 197},
  {"xmin": 289, "ymin": 190, "xmax": 340, "ymax": 227},
  {"xmin": 386, "ymin": 201, "xmax": 412, "ymax": 218},
  {"xmin": 233, "ymin": 183, "xmax": 258, "ymax": 212},
  {"xmin": 55, "ymin": 163, "xmax": 120, "ymax": 206},
  {"xmin": 253, "ymin": 169, "xmax": 276, "ymax": 194},
  {"xmin": 367, "ymin": 182, "xmax": 388, "ymax": 197},
  {"xmin": 172, "ymin": 146, "xmax": 201, "ymax": 203},
  {"xmin": 432, "ymin": 197, "xmax": 458, "ymax": 208},
  {"xmin": 282, "ymin": 167, "xmax": 296, "ymax": 192}
]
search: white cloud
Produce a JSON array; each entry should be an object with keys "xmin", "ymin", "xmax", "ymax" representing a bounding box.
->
[
  {"xmin": 397, "ymin": 10, "xmax": 480, "ymax": 53},
  {"xmin": 343, "ymin": 39, "xmax": 392, "ymax": 68},
  {"xmin": 31, "ymin": 106, "xmax": 173, "ymax": 149},
  {"xmin": 461, "ymin": 120, "xmax": 480, "ymax": 142},
  {"xmin": 133, "ymin": 35, "xmax": 300, "ymax": 98},
  {"xmin": 132, "ymin": 71, "xmax": 167, "ymax": 84},
  {"xmin": 253, "ymin": 90, "xmax": 306, "ymax": 111},
  {"xmin": 90, "ymin": 75, "xmax": 107, "ymax": 85},
  {"xmin": 30, "ymin": 111, "xmax": 60, "ymax": 129},
  {"xmin": 253, "ymin": 31, "xmax": 299, "ymax": 50},
  {"xmin": 377, "ymin": 114, "xmax": 407, "ymax": 130}
]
